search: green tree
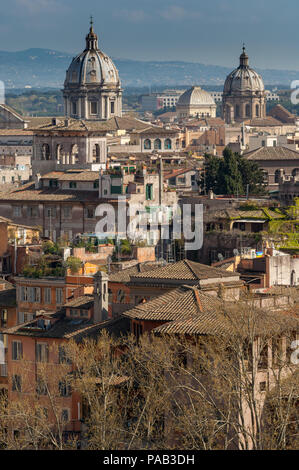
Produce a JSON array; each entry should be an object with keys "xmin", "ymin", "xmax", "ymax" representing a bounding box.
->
[
  {"xmin": 220, "ymin": 147, "xmax": 243, "ymax": 196},
  {"xmin": 202, "ymin": 147, "xmax": 266, "ymax": 196}
]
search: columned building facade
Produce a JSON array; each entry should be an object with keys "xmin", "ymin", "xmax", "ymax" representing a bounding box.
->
[
  {"xmin": 63, "ymin": 19, "xmax": 122, "ymax": 121},
  {"xmin": 222, "ymin": 47, "xmax": 266, "ymax": 124}
]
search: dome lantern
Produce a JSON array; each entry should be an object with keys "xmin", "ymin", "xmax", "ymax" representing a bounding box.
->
[{"xmin": 85, "ymin": 16, "xmax": 99, "ymax": 51}]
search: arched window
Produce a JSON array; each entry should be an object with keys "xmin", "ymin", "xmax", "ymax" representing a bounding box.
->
[
  {"xmin": 245, "ymin": 104, "xmax": 250, "ymax": 117},
  {"xmin": 292, "ymin": 168, "xmax": 299, "ymax": 177},
  {"xmin": 164, "ymin": 138, "xmax": 172, "ymax": 150},
  {"xmin": 41, "ymin": 144, "xmax": 50, "ymax": 161},
  {"xmin": 274, "ymin": 169, "xmax": 281, "ymax": 183},
  {"xmin": 71, "ymin": 144, "xmax": 79, "ymax": 164},
  {"xmin": 256, "ymin": 104, "xmax": 259, "ymax": 117},
  {"xmin": 154, "ymin": 138, "xmax": 161, "ymax": 150},
  {"xmin": 56, "ymin": 144, "xmax": 62, "ymax": 161},
  {"xmin": 144, "ymin": 139, "xmax": 151, "ymax": 150}
]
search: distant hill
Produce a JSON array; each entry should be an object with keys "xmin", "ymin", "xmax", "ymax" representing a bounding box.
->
[{"xmin": 0, "ymin": 48, "xmax": 299, "ymax": 89}]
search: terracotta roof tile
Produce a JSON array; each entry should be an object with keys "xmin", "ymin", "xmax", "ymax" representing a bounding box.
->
[
  {"xmin": 244, "ymin": 146, "xmax": 299, "ymax": 161},
  {"xmin": 130, "ymin": 259, "xmax": 239, "ymax": 283}
]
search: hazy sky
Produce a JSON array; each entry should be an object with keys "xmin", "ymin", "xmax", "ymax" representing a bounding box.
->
[{"xmin": 1, "ymin": 0, "xmax": 299, "ymax": 70}]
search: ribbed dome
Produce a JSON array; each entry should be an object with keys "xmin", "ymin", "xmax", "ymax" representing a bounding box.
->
[
  {"xmin": 64, "ymin": 21, "xmax": 120, "ymax": 88},
  {"xmin": 223, "ymin": 47, "xmax": 264, "ymax": 94},
  {"xmin": 177, "ymin": 86, "xmax": 215, "ymax": 106}
]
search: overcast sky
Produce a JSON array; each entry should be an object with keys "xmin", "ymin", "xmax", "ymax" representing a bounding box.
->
[{"xmin": 1, "ymin": 0, "xmax": 299, "ymax": 70}]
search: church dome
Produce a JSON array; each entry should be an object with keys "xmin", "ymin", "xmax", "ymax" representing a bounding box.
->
[
  {"xmin": 177, "ymin": 86, "xmax": 215, "ymax": 106},
  {"xmin": 64, "ymin": 20, "xmax": 120, "ymax": 88},
  {"xmin": 223, "ymin": 47, "xmax": 264, "ymax": 95}
]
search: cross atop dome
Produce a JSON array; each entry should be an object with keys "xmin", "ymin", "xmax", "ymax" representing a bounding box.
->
[
  {"xmin": 240, "ymin": 43, "xmax": 249, "ymax": 67},
  {"xmin": 85, "ymin": 16, "xmax": 98, "ymax": 50}
]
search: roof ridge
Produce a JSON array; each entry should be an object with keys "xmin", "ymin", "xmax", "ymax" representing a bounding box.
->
[{"xmin": 184, "ymin": 259, "xmax": 201, "ymax": 279}]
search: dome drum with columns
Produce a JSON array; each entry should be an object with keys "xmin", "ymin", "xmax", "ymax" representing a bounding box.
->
[
  {"xmin": 63, "ymin": 18, "xmax": 122, "ymax": 121},
  {"xmin": 222, "ymin": 47, "xmax": 266, "ymax": 124},
  {"xmin": 176, "ymin": 86, "xmax": 216, "ymax": 119}
]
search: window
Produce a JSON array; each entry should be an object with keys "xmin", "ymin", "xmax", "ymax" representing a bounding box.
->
[
  {"xmin": 69, "ymin": 182, "xmax": 77, "ymax": 189},
  {"xmin": 90, "ymin": 101, "xmax": 98, "ymax": 115},
  {"xmin": 72, "ymin": 101, "xmax": 77, "ymax": 115},
  {"xmin": 59, "ymin": 380, "xmax": 71, "ymax": 397},
  {"xmin": 20, "ymin": 286, "xmax": 28, "ymax": 302},
  {"xmin": 256, "ymin": 104, "xmax": 259, "ymax": 117},
  {"xmin": 44, "ymin": 287, "xmax": 51, "ymax": 304},
  {"xmin": 59, "ymin": 346, "xmax": 71, "ymax": 364},
  {"xmin": 12, "ymin": 375, "xmax": 22, "ymax": 392},
  {"xmin": 36, "ymin": 377, "xmax": 47, "ymax": 395},
  {"xmin": 93, "ymin": 180, "xmax": 99, "ymax": 189},
  {"xmin": 144, "ymin": 139, "xmax": 151, "ymax": 150},
  {"xmin": 145, "ymin": 183, "xmax": 153, "ymax": 201},
  {"xmin": 0, "ymin": 309, "xmax": 7, "ymax": 328},
  {"xmin": 110, "ymin": 101, "xmax": 115, "ymax": 114},
  {"xmin": 61, "ymin": 409, "xmax": 70, "ymax": 422},
  {"xmin": 12, "ymin": 341, "xmax": 23, "ymax": 360},
  {"xmin": 245, "ymin": 104, "xmax": 250, "ymax": 117},
  {"xmin": 17, "ymin": 311, "xmax": 25, "ymax": 324},
  {"xmin": 28, "ymin": 287, "xmax": 41, "ymax": 303},
  {"xmin": 259, "ymin": 381, "xmax": 267, "ymax": 392},
  {"xmin": 36, "ymin": 343, "xmax": 49, "ymax": 363},
  {"xmin": 46, "ymin": 207, "xmax": 56, "ymax": 218},
  {"xmin": 133, "ymin": 322, "xmax": 143, "ymax": 341},
  {"xmin": 154, "ymin": 138, "xmax": 161, "ymax": 150},
  {"xmin": 41, "ymin": 144, "xmax": 50, "ymax": 161},
  {"xmin": 63, "ymin": 207, "xmax": 71, "ymax": 219},
  {"xmin": 49, "ymin": 179, "xmax": 58, "ymax": 188},
  {"xmin": 56, "ymin": 288, "xmax": 63, "ymax": 305},
  {"xmin": 13, "ymin": 206, "xmax": 21, "ymax": 217},
  {"xmin": 178, "ymin": 177, "xmax": 186, "ymax": 184},
  {"xmin": 86, "ymin": 207, "xmax": 94, "ymax": 219},
  {"xmin": 274, "ymin": 169, "xmax": 281, "ymax": 184},
  {"xmin": 164, "ymin": 138, "xmax": 172, "ymax": 150},
  {"xmin": 27, "ymin": 206, "xmax": 38, "ymax": 218},
  {"xmin": 258, "ymin": 342, "xmax": 268, "ymax": 369}
]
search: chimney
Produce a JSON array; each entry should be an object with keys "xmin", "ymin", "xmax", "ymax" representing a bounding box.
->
[{"xmin": 93, "ymin": 270, "xmax": 109, "ymax": 323}]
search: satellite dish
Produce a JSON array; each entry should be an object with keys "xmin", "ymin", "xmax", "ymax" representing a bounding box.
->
[{"xmin": 233, "ymin": 249, "xmax": 239, "ymax": 256}]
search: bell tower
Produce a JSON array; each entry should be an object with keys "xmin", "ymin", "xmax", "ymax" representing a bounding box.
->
[{"xmin": 93, "ymin": 270, "xmax": 109, "ymax": 323}]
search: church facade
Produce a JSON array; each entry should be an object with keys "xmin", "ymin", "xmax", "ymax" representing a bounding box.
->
[{"xmin": 63, "ymin": 19, "xmax": 122, "ymax": 121}]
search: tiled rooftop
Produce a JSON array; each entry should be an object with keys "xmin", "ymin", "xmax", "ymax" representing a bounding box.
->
[
  {"xmin": 129, "ymin": 259, "xmax": 239, "ymax": 283},
  {"xmin": 244, "ymin": 146, "xmax": 299, "ymax": 161}
]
